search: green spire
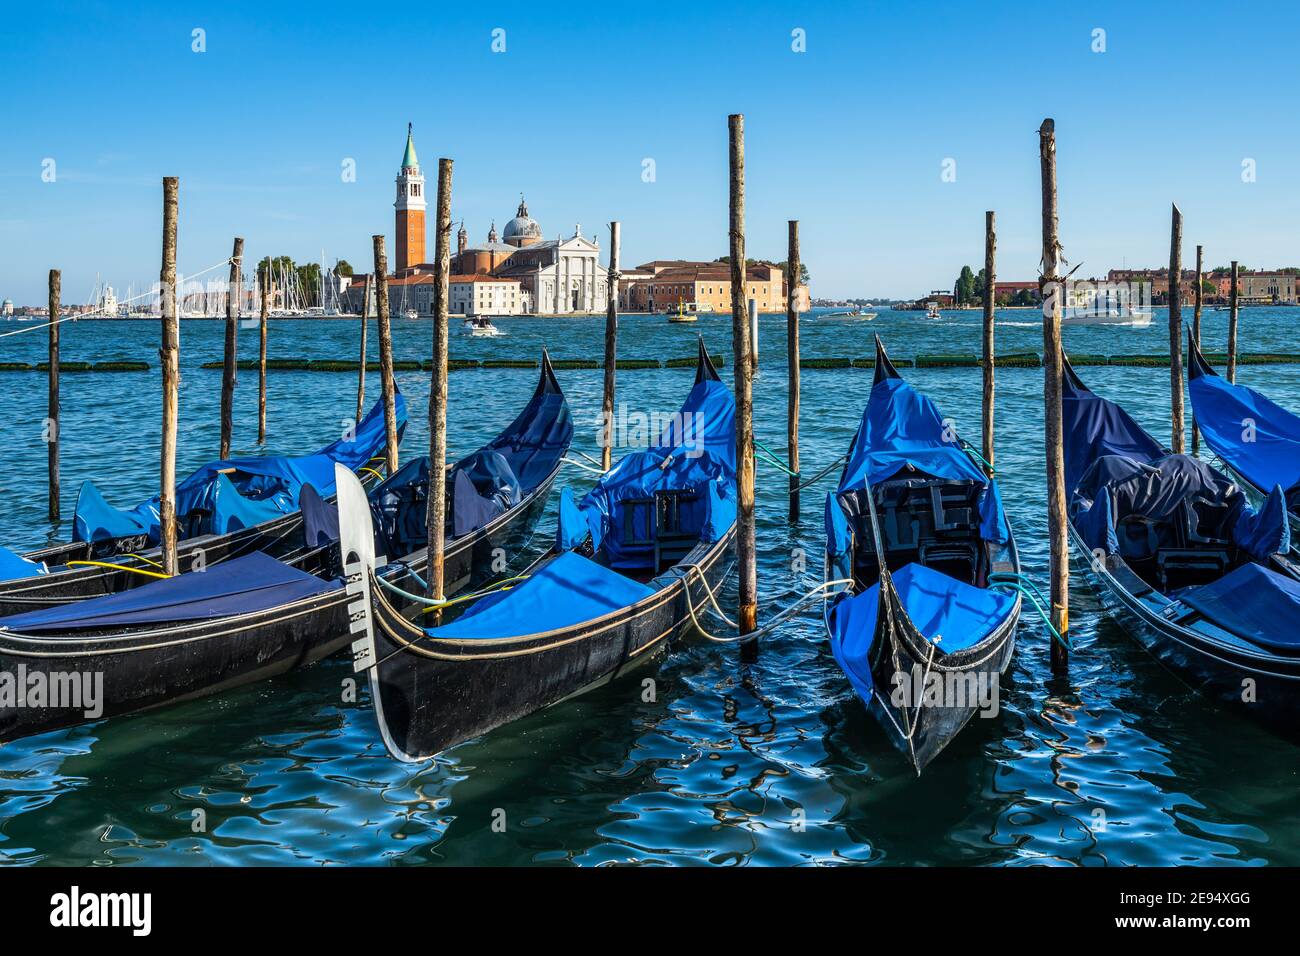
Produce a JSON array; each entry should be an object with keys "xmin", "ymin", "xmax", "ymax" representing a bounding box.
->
[{"xmin": 401, "ymin": 123, "xmax": 418, "ymax": 169}]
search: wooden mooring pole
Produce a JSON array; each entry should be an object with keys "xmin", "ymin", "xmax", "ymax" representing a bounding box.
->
[
  {"xmin": 601, "ymin": 221, "xmax": 621, "ymax": 472},
  {"xmin": 47, "ymin": 269, "xmax": 60, "ymax": 521},
  {"xmin": 1192, "ymin": 243, "xmax": 1203, "ymax": 455},
  {"xmin": 982, "ymin": 210, "xmax": 997, "ymax": 477},
  {"xmin": 427, "ymin": 157, "xmax": 453, "ymax": 601},
  {"xmin": 258, "ymin": 265, "xmax": 268, "ymax": 444},
  {"xmin": 1227, "ymin": 260, "xmax": 1240, "ymax": 384},
  {"xmin": 356, "ymin": 274, "xmax": 370, "ymax": 424},
  {"xmin": 1168, "ymin": 205, "xmax": 1185, "ymax": 454},
  {"xmin": 728, "ymin": 114, "xmax": 758, "ymax": 661},
  {"xmin": 220, "ymin": 236, "xmax": 243, "ymax": 459},
  {"xmin": 786, "ymin": 219, "xmax": 801, "ymax": 522},
  {"xmin": 159, "ymin": 176, "xmax": 180, "ymax": 576},
  {"xmin": 1038, "ymin": 120, "xmax": 1068, "ymax": 676},
  {"xmin": 372, "ymin": 235, "xmax": 399, "ymax": 475}
]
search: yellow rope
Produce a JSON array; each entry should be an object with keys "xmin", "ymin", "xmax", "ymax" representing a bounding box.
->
[
  {"xmin": 359, "ymin": 466, "xmax": 386, "ymax": 482},
  {"xmin": 124, "ymin": 552, "xmax": 165, "ymax": 570},
  {"xmin": 66, "ymin": 560, "xmax": 172, "ymax": 580}
]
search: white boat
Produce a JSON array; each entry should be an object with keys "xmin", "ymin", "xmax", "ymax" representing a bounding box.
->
[
  {"xmin": 404, "ymin": 309, "xmax": 419, "ymax": 320},
  {"xmin": 464, "ymin": 317, "xmax": 504, "ymax": 337},
  {"xmin": 1062, "ymin": 306, "xmax": 1153, "ymax": 327},
  {"xmin": 924, "ymin": 301, "xmax": 942, "ymax": 319},
  {"xmin": 820, "ymin": 308, "xmax": 877, "ymax": 320}
]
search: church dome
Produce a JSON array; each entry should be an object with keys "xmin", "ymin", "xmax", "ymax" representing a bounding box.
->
[{"xmin": 502, "ymin": 197, "xmax": 542, "ymax": 247}]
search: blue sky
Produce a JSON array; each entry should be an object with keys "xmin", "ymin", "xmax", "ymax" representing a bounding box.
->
[{"xmin": 3, "ymin": 0, "xmax": 1298, "ymax": 304}]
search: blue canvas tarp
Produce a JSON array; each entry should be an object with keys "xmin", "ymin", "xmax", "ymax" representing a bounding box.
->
[
  {"xmin": 1188, "ymin": 347, "xmax": 1300, "ymax": 505},
  {"xmin": 423, "ymin": 550, "xmax": 654, "ymax": 641},
  {"xmin": 0, "ymin": 546, "xmax": 47, "ymax": 584},
  {"xmin": 1072, "ymin": 453, "xmax": 1289, "ymax": 562},
  {"xmin": 0, "ymin": 551, "xmax": 337, "ymax": 634},
  {"xmin": 1181, "ymin": 562, "xmax": 1300, "ymax": 652},
  {"xmin": 837, "ymin": 363, "xmax": 1008, "ymax": 544},
  {"xmin": 565, "ymin": 371, "xmax": 737, "ymax": 568},
  {"xmin": 1062, "ymin": 360, "xmax": 1166, "ymax": 496},
  {"xmin": 828, "ymin": 563, "xmax": 1017, "ymax": 701},
  {"xmin": 73, "ymin": 393, "xmax": 406, "ymax": 545}
]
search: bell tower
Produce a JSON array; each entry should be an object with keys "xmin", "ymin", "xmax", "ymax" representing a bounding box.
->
[{"xmin": 394, "ymin": 123, "xmax": 426, "ymax": 273}]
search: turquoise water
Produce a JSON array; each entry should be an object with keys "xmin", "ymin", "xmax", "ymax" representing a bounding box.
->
[{"xmin": 1, "ymin": 307, "xmax": 1297, "ymax": 866}]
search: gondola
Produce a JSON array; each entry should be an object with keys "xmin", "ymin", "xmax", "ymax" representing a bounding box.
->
[
  {"xmin": 1061, "ymin": 353, "xmax": 1300, "ymax": 731},
  {"xmin": 0, "ymin": 355, "xmax": 573, "ymax": 743},
  {"xmin": 0, "ymin": 393, "xmax": 409, "ymax": 616},
  {"xmin": 1187, "ymin": 333, "xmax": 1300, "ymax": 538},
  {"xmin": 823, "ymin": 336, "xmax": 1020, "ymax": 774},
  {"xmin": 343, "ymin": 338, "xmax": 736, "ymax": 762}
]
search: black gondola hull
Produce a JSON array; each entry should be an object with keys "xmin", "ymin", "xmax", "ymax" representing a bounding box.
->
[
  {"xmin": 1068, "ymin": 524, "xmax": 1300, "ymax": 730},
  {"xmin": 0, "ymin": 469, "xmax": 560, "ymax": 744},
  {"xmin": 366, "ymin": 529, "xmax": 736, "ymax": 762}
]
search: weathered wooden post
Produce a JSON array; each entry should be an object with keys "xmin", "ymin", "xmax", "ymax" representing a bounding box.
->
[
  {"xmin": 748, "ymin": 297, "xmax": 759, "ymax": 373},
  {"xmin": 728, "ymin": 114, "xmax": 758, "ymax": 660},
  {"xmin": 786, "ymin": 219, "xmax": 801, "ymax": 522},
  {"xmin": 160, "ymin": 177, "xmax": 181, "ymax": 576},
  {"xmin": 982, "ymin": 210, "xmax": 997, "ymax": 477},
  {"xmin": 1192, "ymin": 243, "xmax": 1203, "ymax": 455},
  {"xmin": 601, "ymin": 221, "xmax": 621, "ymax": 472},
  {"xmin": 372, "ymin": 235, "xmax": 399, "ymax": 475},
  {"xmin": 426, "ymin": 157, "xmax": 453, "ymax": 601},
  {"xmin": 1038, "ymin": 120, "xmax": 1068, "ymax": 676},
  {"xmin": 1227, "ymin": 260, "xmax": 1240, "ymax": 384},
  {"xmin": 220, "ymin": 236, "xmax": 243, "ymax": 459},
  {"xmin": 1168, "ymin": 204, "xmax": 1185, "ymax": 454},
  {"xmin": 257, "ymin": 265, "xmax": 268, "ymax": 444},
  {"xmin": 355, "ymin": 274, "xmax": 370, "ymax": 424},
  {"xmin": 47, "ymin": 269, "xmax": 60, "ymax": 521}
]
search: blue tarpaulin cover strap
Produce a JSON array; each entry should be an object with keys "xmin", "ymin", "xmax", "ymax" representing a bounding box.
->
[
  {"xmin": 1187, "ymin": 334, "xmax": 1300, "ymax": 507},
  {"xmin": 1061, "ymin": 357, "xmax": 1166, "ymax": 497},
  {"xmin": 72, "ymin": 393, "xmax": 407, "ymax": 545},
  {"xmin": 0, "ymin": 551, "xmax": 337, "ymax": 634},
  {"xmin": 825, "ymin": 491, "xmax": 853, "ymax": 583},
  {"xmin": 0, "ymin": 546, "xmax": 47, "ymax": 584},
  {"xmin": 422, "ymin": 551, "xmax": 655, "ymax": 641},
  {"xmin": 837, "ymin": 341, "xmax": 1008, "ymax": 545},
  {"xmin": 566, "ymin": 342, "xmax": 737, "ymax": 569},
  {"xmin": 828, "ymin": 562, "xmax": 1018, "ymax": 701},
  {"xmin": 1180, "ymin": 562, "xmax": 1300, "ymax": 652}
]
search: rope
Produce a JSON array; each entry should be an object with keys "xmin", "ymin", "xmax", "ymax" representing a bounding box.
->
[
  {"xmin": 561, "ymin": 456, "xmax": 607, "ymax": 475},
  {"xmin": 677, "ymin": 565, "xmax": 854, "ymax": 644},
  {"xmin": 959, "ymin": 440, "xmax": 996, "ymax": 476},
  {"xmin": 373, "ymin": 570, "xmax": 529, "ymax": 610},
  {"xmin": 0, "ymin": 256, "xmax": 238, "ymax": 339},
  {"xmin": 65, "ymin": 560, "xmax": 171, "ymax": 580},
  {"xmin": 571, "ymin": 449, "xmax": 605, "ymax": 468},
  {"xmin": 989, "ymin": 571, "xmax": 1070, "ymax": 650},
  {"xmin": 791, "ymin": 454, "xmax": 848, "ymax": 493},
  {"xmin": 753, "ymin": 438, "xmax": 798, "ymax": 477}
]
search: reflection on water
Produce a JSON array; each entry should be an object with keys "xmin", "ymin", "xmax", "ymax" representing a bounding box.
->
[{"xmin": 1, "ymin": 310, "xmax": 1297, "ymax": 865}]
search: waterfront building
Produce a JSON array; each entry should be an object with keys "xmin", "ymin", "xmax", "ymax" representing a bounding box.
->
[
  {"xmin": 1, "ymin": 298, "xmax": 12, "ymax": 317},
  {"xmin": 621, "ymin": 260, "xmax": 786, "ymax": 313},
  {"xmin": 452, "ymin": 221, "xmax": 517, "ymax": 275},
  {"xmin": 357, "ymin": 272, "xmax": 526, "ymax": 317},
  {"xmin": 394, "ymin": 124, "xmax": 426, "ymax": 274}
]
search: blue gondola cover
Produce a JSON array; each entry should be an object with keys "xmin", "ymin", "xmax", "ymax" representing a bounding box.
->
[
  {"xmin": 0, "ymin": 546, "xmax": 47, "ymax": 583},
  {"xmin": 838, "ymin": 370, "xmax": 1008, "ymax": 544},
  {"xmin": 423, "ymin": 551, "xmax": 655, "ymax": 641},
  {"xmin": 0, "ymin": 552, "xmax": 337, "ymax": 633},
  {"xmin": 72, "ymin": 393, "xmax": 406, "ymax": 545},
  {"xmin": 567, "ymin": 375, "xmax": 736, "ymax": 568},
  {"xmin": 829, "ymin": 563, "xmax": 1018, "ymax": 700},
  {"xmin": 1189, "ymin": 358, "xmax": 1300, "ymax": 504},
  {"xmin": 1180, "ymin": 562, "xmax": 1300, "ymax": 652}
]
